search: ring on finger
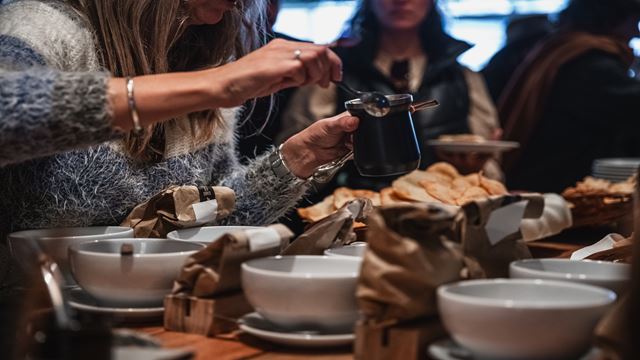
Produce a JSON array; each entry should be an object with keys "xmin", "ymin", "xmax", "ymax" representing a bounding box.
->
[{"xmin": 293, "ymin": 49, "xmax": 302, "ymax": 60}]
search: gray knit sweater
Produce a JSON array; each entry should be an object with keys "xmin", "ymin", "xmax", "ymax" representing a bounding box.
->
[{"xmin": 0, "ymin": 1, "xmax": 309, "ymax": 249}]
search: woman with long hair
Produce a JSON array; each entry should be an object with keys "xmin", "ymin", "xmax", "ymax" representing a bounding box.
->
[
  {"xmin": 0, "ymin": 0, "xmax": 357, "ymax": 290},
  {"xmin": 279, "ymin": 0, "xmax": 499, "ymax": 191}
]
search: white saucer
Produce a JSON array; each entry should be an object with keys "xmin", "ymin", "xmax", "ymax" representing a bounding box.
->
[
  {"xmin": 428, "ymin": 338, "xmax": 601, "ymax": 360},
  {"xmin": 66, "ymin": 288, "xmax": 164, "ymax": 322},
  {"xmin": 238, "ymin": 312, "xmax": 354, "ymax": 347},
  {"xmin": 427, "ymin": 140, "xmax": 519, "ymax": 153}
]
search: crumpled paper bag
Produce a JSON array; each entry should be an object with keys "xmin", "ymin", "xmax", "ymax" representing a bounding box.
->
[
  {"xmin": 356, "ymin": 203, "xmax": 479, "ymax": 325},
  {"xmin": 122, "ymin": 185, "xmax": 236, "ymax": 238},
  {"xmin": 461, "ymin": 193, "xmax": 544, "ymax": 278},
  {"xmin": 172, "ymin": 224, "xmax": 293, "ymax": 298},
  {"xmin": 282, "ymin": 198, "xmax": 372, "ymax": 255}
]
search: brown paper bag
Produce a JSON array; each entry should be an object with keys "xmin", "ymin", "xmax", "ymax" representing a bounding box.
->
[
  {"xmin": 121, "ymin": 185, "xmax": 236, "ymax": 238},
  {"xmin": 171, "ymin": 224, "xmax": 293, "ymax": 298},
  {"xmin": 461, "ymin": 194, "xmax": 545, "ymax": 278},
  {"xmin": 282, "ymin": 198, "xmax": 372, "ymax": 255},
  {"xmin": 594, "ymin": 295, "xmax": 631, "ymax": 360},
  {"xmin": 357, "ymin": 203, "xmax": 468, "ymax": 324}
]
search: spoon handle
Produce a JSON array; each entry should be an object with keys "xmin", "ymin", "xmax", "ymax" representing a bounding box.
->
[
  {"xmin": 334, "ymin": 81, "xmax": 360, "ymax": 96},
  {"xmin": 410, "ymin": 99, "xmax": 439, "ymax": 113}
]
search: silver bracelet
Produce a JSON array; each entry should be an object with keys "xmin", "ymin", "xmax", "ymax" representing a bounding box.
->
[
  {"xmin": 126, "ymin": 77, "xmax": 143, "ymax": 135},
  {"xmin": 269, "ymin": 144, "xmax": 307, "ymax": 183},
  {"xmin": 269, "ymin": 144, "xmax": 353, "ymax": 184}
]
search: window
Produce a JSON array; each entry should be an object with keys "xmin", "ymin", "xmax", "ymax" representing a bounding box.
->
[{"xmin": 273, "ymin": 0, "xmax": 570, "ymax": 70}]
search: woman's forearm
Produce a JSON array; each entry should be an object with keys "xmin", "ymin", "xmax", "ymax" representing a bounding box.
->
[{"xmin": 108, "ymin": 69, "xmax": 227, "ymax": 131}]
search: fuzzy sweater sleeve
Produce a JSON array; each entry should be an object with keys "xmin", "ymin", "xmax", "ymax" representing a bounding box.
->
[
  {"xmin": 0, "ymin": 69, "xmax": 117, "ymax": 167},
  {"xmin": 214, "ymin": 149, "xmax": 311, "ymax": 226},
  {"xmin": 0, "ymin": 1, "xmax": 119, "ymax": 166}
]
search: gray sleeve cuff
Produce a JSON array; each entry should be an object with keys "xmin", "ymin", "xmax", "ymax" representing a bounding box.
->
[
  {"xmin": 0, "ymin": 69, "xmax": 119, "ymax": 166},
  {"xmin": 218, "ymin": 149, "xmax": 310, "ymax": 226}
]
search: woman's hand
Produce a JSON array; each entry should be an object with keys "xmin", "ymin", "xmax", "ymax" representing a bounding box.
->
[
  {"xmin": 280, "ymin": 113, "xmax": 359, "ymax": 179},
  {"xmin": 208, "ymin": 39, "xmax": 343, "ymax": 107}
]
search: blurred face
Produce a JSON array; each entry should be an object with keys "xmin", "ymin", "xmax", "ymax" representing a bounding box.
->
[
  {"xmin": 186, "ymin": 0, "xmax": 236, "ymax": 25},
  {"xmin": 372, "ymin": 0, "xmax": 432, "ymax": 32}
]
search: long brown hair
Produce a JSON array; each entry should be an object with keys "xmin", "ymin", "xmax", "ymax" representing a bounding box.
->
[{"xmin": 66, "ymin": 0, "xmax": 267, "ymax": 161}]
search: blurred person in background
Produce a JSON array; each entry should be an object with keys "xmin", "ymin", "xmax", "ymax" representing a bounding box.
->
[
  {"xmin": 278, "ymin": 0, "xmax": 501, "ymax": 193},
  {"xmin": 482, "ymin": 14, "xmax": 555, "ymax": 104},
  {"xmin": 499, "ymin": 0, "xmax": 640, "ymax": 193}
]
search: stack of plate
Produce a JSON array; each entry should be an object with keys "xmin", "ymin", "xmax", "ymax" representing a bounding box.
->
[{"xmin": 592, "ymin": 158, "xmax": 640, "ymax": 182}]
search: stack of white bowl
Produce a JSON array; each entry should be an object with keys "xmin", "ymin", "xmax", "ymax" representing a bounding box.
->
[
  {"xmin": 8, "ymin": 226, "xmax": 135, "ymax": 286},
  {"xmin": 10, "ymin": 226, "xmax": 204, "ymax": 310},
  {"xmin": 592, "ymin": 158, "xmax": 640, "ymax": 182}
]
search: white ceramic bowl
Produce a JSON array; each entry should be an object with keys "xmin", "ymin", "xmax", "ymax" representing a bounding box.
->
[
  {"xmin": 323, "ymin": 242, "xmax": 367, "ymax": 258},
  {"xmin": 69, "ymin": 239, "xmax": 203, "ymax": 307},
  {"xmin": 438, "ymin": 279, "xmax": 616, "ymax": 360},
  {"xmin": 166, "ymin": 226, "xmax": 262, "ymax": 244},
  {"xmin": 510, "ymin": 259, "xmax": 631, "ymax": 294},
  {"xmin": 8, "ymin": 226, "xmax": 134, "ymax": 285},
  {"xmin": 242, "ymin": 255, "xmax": 361, "ymax": 332}
]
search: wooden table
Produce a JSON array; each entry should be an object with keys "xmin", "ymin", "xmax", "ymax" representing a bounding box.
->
[
  {"xmin": 132, "ymin": 325, "xmax": 353, "ymax": 360},
  {"xmin": 129, "ymin": 227, "xmax": 622, "ymax": 360}
]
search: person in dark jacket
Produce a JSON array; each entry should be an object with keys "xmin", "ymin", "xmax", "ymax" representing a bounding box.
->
[
  {"xmin": 482, "ymin": 14, "xmax": 555, "ymax": 104},
  {"xmin": 279, "ymin": 0, "xmax": 500, "ymax": 191},
  {"xmin": 500, "ymin": 0, "xmax": 640, "ymax": 193}
]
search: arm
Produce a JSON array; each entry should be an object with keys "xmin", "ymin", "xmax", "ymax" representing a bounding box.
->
[
  {"xmin": 218, "ymin": 113, "xmax": 359, "ymax": 225},
  {"xmin": 0, "ymin": 40, "xmax": 345, "ymax": 167},
  {"xmin": 0, "ymin": 68, "xmax": 235, "ymax": 167}
]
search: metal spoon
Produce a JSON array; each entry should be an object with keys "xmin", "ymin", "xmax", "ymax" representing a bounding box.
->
[{"xmin": 335, "ymin": 82, "xmax": 391, "ymax": 117}]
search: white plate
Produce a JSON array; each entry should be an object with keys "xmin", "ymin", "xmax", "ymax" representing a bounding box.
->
[
  {"xmin": 592, "ymin": 169, "xmax": 636, "ymax": 177},
  {"xmin": 112, "ymin": 347, "xmax": 193, "ymax": 360},
  {"xmin": 592, "ymin": 168, "xmax": 633, "ymax": 174},
  {"xmin": 239, "ymin": 312, "xmax": 354, "ymax": 347},
  {"xmin": 592, "ymin": 174, "xmax": 631, "ymax": 182},
  {"xmin": 593, "ymin": 158, "xmax": 640, "ymax": 168},
  {"xmin": 592, "ymin": 165, "xmax": 637, "ymax": 172},
  {"xmin": 67, "ymin": 288, "xmax": 164, "ymax": 322},
  {"xmin": 427, "ymin": 140, "xmax": 519, "ymax": 153},
  {"xmin": 592, "ymin": 171, "xmax": 632, "ymax": 178},
  {"xmin": 428, "ymin": 338, "xmax": 602, "ymax": 360}
]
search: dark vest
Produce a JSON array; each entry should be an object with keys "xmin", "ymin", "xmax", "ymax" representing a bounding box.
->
[{"xmin": 330, "ymin": 39, "xmax": 471, "ymax": 191}]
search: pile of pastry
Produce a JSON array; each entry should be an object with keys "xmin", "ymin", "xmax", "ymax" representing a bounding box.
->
[
  {"xmin": 562, "ymin": 176, "xmax": 635, "ymax": 198},
  {"xmin": 561, "ymin": 175, "xmax": 636, "ymax": 227},
  {"xmin": 298, "ymin": 162, "xmax": 508, "ymax": 223}
]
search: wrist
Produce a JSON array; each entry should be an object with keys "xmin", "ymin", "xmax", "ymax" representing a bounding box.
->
[
  {"xmin": 281, "ymin": 139, "xmax": 316, "ymax": 179},
  {"xmin": 203, "ymin": 64, "xmax": 244, "ymax": 108}
]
